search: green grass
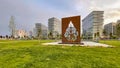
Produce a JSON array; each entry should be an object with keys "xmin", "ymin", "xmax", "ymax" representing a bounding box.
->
[
  {"xmin": 100, "ymin": 40, "xmax": 120, "ymax": 47},
  {"xmin": 0, "ymin": 40, "xmax": 120, "ymax": 68}
]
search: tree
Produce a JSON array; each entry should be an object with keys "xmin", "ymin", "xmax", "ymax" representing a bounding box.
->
[
  {"xmin": 103, "ymin": 29, "xmax": 107, "ymax": 36},
  {"xmin": 116, "ymin": 23, "xmax": 120, "ymax": 38},
  {"xmin": 48, "ymin": 32, "xmax": 53, "ymax": 39},
  {"xmin": 95, "ymin": 32, "xmax": 100, "ymax": 42},
  {"xmin": 0, "ymin": 35, "xmax": 2, "ymax": 38},
  {"xmin": 109, "ymin": 33, "xmax": 113, "ymax": 39},
  {"xmin": 53, "ymin": 31, "xmax": 59, "ymax": 40},
  {"xmin": 9, "ymin": 16, "xmax": 16, "ymax": 37},
  {"xmin": 37, "ymin": 29, "xmax": 42, "ymax": 40},
  {"xmin": 94, "ymin": 33, "xmax": 97, "ymax": 38},
  {"xmin": 96, "ymin": 32, "xmax": 100, "ymax": 37},
  {"xmin": 6, "ymin": 35, "xmax": 9, "ymax": 39}
]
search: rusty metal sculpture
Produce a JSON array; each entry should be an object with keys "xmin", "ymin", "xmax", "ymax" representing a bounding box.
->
[{"xmin": 62, "ymin": 16, "xmax": 81, "ymax": 44}]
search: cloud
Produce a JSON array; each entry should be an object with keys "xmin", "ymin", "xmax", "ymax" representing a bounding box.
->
[
  {"xmin": 87, "ymin": 0, "xmax": 120, "ymax": 24},
  {"xmin": 0, "ymin": 0, "xmax": 120, "ymax": 35},
  {"xmin": 73, "ymin": 0, "xmax": 120, "ymax": 25},
  {"xmin": 0, "ymin": 0, "xmax": 80, "ymax": 35}
]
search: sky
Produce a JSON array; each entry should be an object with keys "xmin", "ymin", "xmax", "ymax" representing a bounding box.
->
[{"xmin": 0, "ymin": 0, "xmax": 120, "ymax": 35}]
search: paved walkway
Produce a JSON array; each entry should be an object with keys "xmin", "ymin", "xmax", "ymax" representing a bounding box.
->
[
  {"xmin": 81, "ymin": 41, "xmax": 111, "ymax": 47},
  {"xmin": 43, "ymin": 41, "xmax": 112, "ymax": 47}
]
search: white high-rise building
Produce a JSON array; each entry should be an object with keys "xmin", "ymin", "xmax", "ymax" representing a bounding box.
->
[
  {"xmin": 48, "ymin": 17, "xmax": 61, "ymax": 35},
  {"xmin": 82, "ymin": 11, "xmax": 104, "ymax": 39}
]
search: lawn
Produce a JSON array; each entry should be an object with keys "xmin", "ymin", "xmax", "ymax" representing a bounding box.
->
[{"xmin": 0, "ymin": 40, "xmax": 120, "ymax": 68}]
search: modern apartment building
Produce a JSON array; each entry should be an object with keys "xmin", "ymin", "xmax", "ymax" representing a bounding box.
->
[
  {"xmin": 48, "ymin": 17, "xmax": 61, "ymax": 35},
  {"xmin": 35, "ymin": 23, "xmax": 48, "ymax": 39},
  {"xmin": 104, "ymin": 22, "xmax": 116, "ymax": 36},
  {"xmin": 82, "ymin": 11, "xmax": 104, "ymax": 39}
]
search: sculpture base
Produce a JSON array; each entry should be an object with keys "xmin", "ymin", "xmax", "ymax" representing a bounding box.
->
[{"xmin": 59, "ymin": 42, "xmax": 84, "ymax": 45}]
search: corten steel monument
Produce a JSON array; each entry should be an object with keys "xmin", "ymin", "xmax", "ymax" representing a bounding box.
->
[{"xmin": 62, "ymin": 16, "xmax": 81, "ymax": 44}]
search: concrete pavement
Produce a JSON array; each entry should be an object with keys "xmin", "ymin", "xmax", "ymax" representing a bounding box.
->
[{"xmin": 43, "ymin": 41, "xmax": 112, "ymax": 47}]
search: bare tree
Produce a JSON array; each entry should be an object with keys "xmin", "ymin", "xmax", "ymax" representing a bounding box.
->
[
  {"xmin": 37, "ymin": 29, "xmax": 42, "ymax": 40},
  {"xmin": 48, "ymin": 32, "xmax": 53, "ymax": 39},
  {"xmin": 9, "ymin": 16, "xmax": 16, "ymax": 37}
]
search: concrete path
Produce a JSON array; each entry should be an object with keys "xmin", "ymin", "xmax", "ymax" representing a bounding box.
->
[
  {"xmin": 43, "ymin": 41, "xmax": 112, "ymax": 47},
  {"xmin": 81, "ymin": 41, "xmax": 111, "ymax": 47}
]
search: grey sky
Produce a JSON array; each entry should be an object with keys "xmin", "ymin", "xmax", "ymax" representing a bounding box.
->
[
  {"xmin": 0, "ymin": 0, "xmax": 83, "ymax": 35},
  {"xmin": 0, "ymin": 0, "xmax": 120, "ymax": 35}
]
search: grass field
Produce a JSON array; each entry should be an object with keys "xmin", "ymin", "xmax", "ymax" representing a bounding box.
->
[{"xmin": 0, "ymin": 40, "xmax": 120, "ymax": 68}]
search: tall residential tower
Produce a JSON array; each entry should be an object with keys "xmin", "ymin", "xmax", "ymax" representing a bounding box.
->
[
  {"xmin": 48, "ymin": 17, "xmax": 61, "ymax": 35},
  {"xmin": 82, "ymin": 11, "xmax": 104, "ymax": 39}
]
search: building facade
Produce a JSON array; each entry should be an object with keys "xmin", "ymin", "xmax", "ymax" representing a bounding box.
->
[
  {"xmin": 35, "ymin": 23, "xmax": 48, "ymax": 39},
  {"xmin": 82, "ymin": 11, "xmax": 104, "ymax": 39},
  {"xmin": 104, "ymin": 22, "xmax": 116, "ymax": 36},
  {"xmin": 48, "ymin": 17, "xmax": 61, "ymax": 35},
  {"xmin": 16, "ymin": 29, "xmax": 28, "ymax": 38},
  {"xmin": 33, "ymin": 28, "xmax": 37, "ymax": 37},
  {"xmin": 117, "ymin": 20, "xmax": 120, "ymax": 24},
  {"xmin": 116, "ymin": 20, "xmax": 120, "ymax": 38}
]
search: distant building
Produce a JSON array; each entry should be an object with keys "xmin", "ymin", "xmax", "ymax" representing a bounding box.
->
[
  {"xmin": 33, "ymin": 28, "xmax": 37, "ymax": 37},
  {"xmin": 48, "ymin": 17, "xmax": 61, "ymax": 35},
  {"xmin": 35, "ymin": 23, "xmax": 48, "ymax": 39},
  {"xmin": 116, "ymin": 20, "xmax": 120, "ymax": 38},
  {"xmin": 29, "ymin": 31, "xmax": 33, "ymax": 38},
  {"xmin": 82, "ymin": 11, "xmax": 104, "ymax": 39},
  {"xmin": 16, "ymin": 30, "xmax": 28, "ymax": 38},
  {"xmin": 104, "ymin": 22, "xmax": 116, "ymax": 36},
  {"xmin": 117, "ymin": 20, "xmax": 120, "ymax": 24}
]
